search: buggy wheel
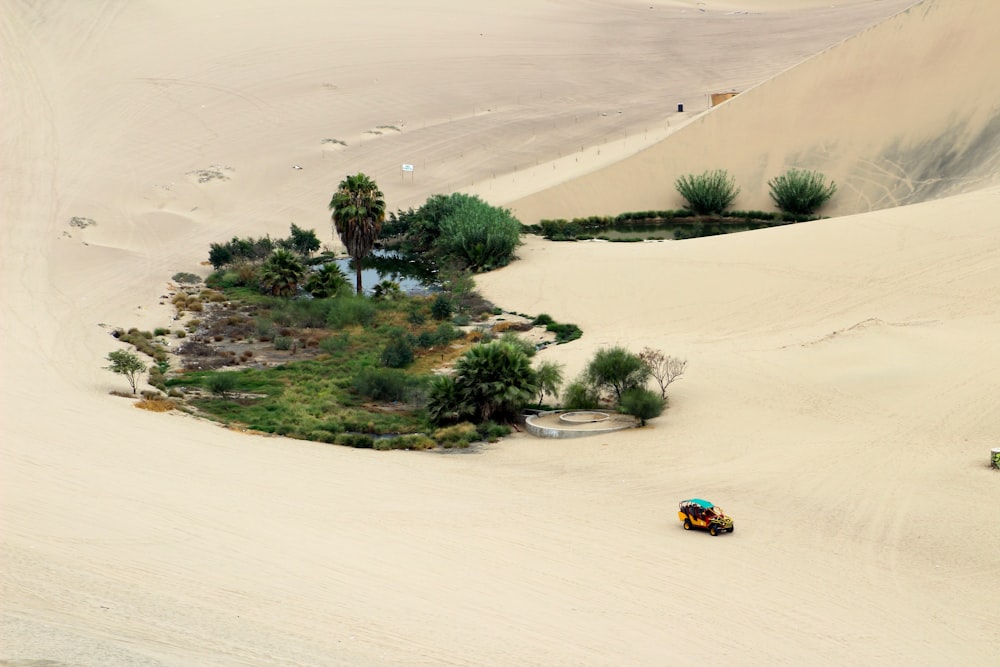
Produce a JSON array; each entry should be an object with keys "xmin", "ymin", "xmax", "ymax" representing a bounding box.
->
[
  {"xmin": 683, "ymin": 519, "xmax": 692, "ymax": 531},
  {"xmin": 709, "ymin": 525, "xmax": 719, "ymax": 536},
  {"xmin": 729, "ymin": 526, "xmax": 734, "ymax": 534}
]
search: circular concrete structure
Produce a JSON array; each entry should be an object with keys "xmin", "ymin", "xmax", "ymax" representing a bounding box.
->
[
  {"xmin": 525, "ymin": 410, "xmax": 639, "ymax": 439},
  {"xmin": 559, "ymin": 411, "xmax": 610, "ymax": 424}
]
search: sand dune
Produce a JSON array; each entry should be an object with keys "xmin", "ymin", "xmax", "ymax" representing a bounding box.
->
[
  {"xmin": 509, "ymin": 0, "xmax": 1000, "ymax": 222},
  {"xmin": 2, "ymin": 0, "xmax": 998, "ymax": 665}
]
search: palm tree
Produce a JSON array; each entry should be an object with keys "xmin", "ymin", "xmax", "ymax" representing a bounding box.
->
[
  {"xmin": 329, "ymin": 172, "xmax": 385, "ymax": 294},
  {"xmin": 305, "ymin": 262, "xmax": 349, "ymax": 299},
  {"xmin": 453, "ymin": 341, "xmax": 537, "ymax": 423},
  {"xmin": 258, "ymin": 248, "xmax": 306, "ymax": 297}
]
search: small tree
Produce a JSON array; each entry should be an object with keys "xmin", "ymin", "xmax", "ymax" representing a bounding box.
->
[
  {"xmin": 674, "ymin": 169, "xmax": 740, "ymax": 215},
  {"xmin": 585, "ymin": 346, "xmax": 651, "ymax": 402},
  {"xmin": 639, "ymin": 347, "xmax": 687, "ymax": 399},
  {"xmin": 533, "ymin": 360, "xmax": 564, "ymax": 407},
  {"xmin": 768, "ymin": 168, "xmax": 836, "ymax": 215},
  {"xmin": 618, "ymin": 387, "xmax": 665, "ymax": 426},
  {"xmin": 106, "ymin": 349, "xmax": 146, "ymax": 394}
]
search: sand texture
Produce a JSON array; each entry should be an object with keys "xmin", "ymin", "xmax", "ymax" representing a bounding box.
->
[{"xmin": 2, "ymin": 0, "xmax": 998, "ymax": 665}]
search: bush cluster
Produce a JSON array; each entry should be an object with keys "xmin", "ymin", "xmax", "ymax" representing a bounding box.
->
[
  {"xmin": 208, "ymin": 223, "xmax": 320, "ymax": 270},
  {"xmin": 675, "ymin": 169, "xmax": 740, "ymax": 215},
  {"xmin": 386, "ymin": 193, "xmax": 522, "ymax": 273},
  {"xmin": 768, "ymin": 169, "xmax": 837, "ymax": 215}
]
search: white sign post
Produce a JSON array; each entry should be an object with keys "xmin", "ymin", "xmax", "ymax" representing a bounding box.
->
[{"xmin": 401, "ymin": 163, "xmax": 414, "ymax": 182}]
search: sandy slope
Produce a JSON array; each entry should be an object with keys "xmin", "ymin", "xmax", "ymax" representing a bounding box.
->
[
  {"xmin": 2, "ymin": 0, "xmax": 998, "ymax": 665},
  {"xmin": 508, "ymin": 0, "xmax": 1000, "ymax": 222}
]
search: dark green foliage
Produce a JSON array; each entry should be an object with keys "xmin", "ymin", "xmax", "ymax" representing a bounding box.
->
[
  {"xmin": 532, "ymin": 313, "xmax": 555, "ymax": 326},
  {"xmin": 545, "ymin": 321, "xmax": 582, "ymax": 344},
  {"xmin": 426, "ymin": 341, "xmax": 537, "ymax": 425},
  {"xmin": 451, "ymin": 341, "xmax": 537, "ymax": 423},
  {"xmin": 352, "ymin": 367, "xmax": 414, "ymax": 402},
  {"xmin": 305, "ymin": 263, "xmax": 350, "ymax": 299},
  {"xmin": 273, "ymin": 336, "xmax": 293, "ymax": 351},
  {"xmin": 725, "ymin": 210, "xmax": 778, "ymax": 222},
  {"xmin": 381, "ymin": 329, "xmax": 415, "ymax": 368},
  {"xmin": 319, "ymin": 332, "xmax": 350, "ymax": 354},
  {"xmin": 529, "ymin": 207, "xmax": 781, "ymax": 242},
  {"xmin": 279, "ymin": 223, "xmax": 321, "ymax": 256},
  {"xmin": 389, "ymin": 193, "xmax": 521, "ymax": 272},
  {"xmin": 208, "ymin": 235, "xmax": 275, "ymax": 269},
  {"xmin": 618, "ymin": 387, "xmax": 665, "ymax": 426},
  {"xmin": 372, "ymin": 279, "xmax": 403, "ymax": 300},
  {"xmin": 562, "ymin": 380, "xmax": 600, "ymax": 410},
  {"xmin": 675, "ymin": 169, "xmax": 740, "ymax": 215},
  {"xmin": 768, "ymin": 169, "xmax": 837, "ymax": 215},
  {"xmin": 153, "ymin": 327, "xmax": 170, "ymax": 336},
  {"xmin": 335, "ymin": 433, "xmax": 375, "ymax": 449},
  {"xmin": 406, "ymin": 307, "xmax": 427, "ymax": 326},
  {"xmin": 385, "ymin": 193, "xmax": 459, "ymax": 254},
  {"xmin": 436, "ymin": 323, "xmax": 460, "ymax": 344},
  {"xmin": 426, "ymin": 376, "xmax": 474, "ymax": 425},
  {"xmin": 329, "ymin": 172, "xmax": 385, "ymax": 294},
  {"xmin": 431, "ymin": 294, "xmax": 454, "ymax": 320},
  {"xmin": 585, "ymin": 346, "xmax": 651, "ymax": 402},
  {"xmin": 436, "ymin": 194, "xmax": 522, "ymax": 272},
  {"xmin": 207, "ymin": 372, "xmax": 239, "ymax": 397},
  {"xmin": 258, "ymin": 248, "xmax": 306, "ymax": 297},
  {"xmin": 476, "ymin": 420, "xmax": 511, "ymax": 442}
]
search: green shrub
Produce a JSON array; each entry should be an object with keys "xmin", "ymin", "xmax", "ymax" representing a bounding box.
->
[
  {"xmin": 674, "ymin": 169, "xmax": 740, "ymax": 215},
  {"xmin": 768, "ymin": 169, "xmax": 836, "ymax": 215},
  {"xmin": 562, "ymin": 380, "xmax": 600, "ymax": 409},
  {"xmin": 476, "ymin": 420, "xmax": 511, "ymax": 442},
  {"xmin": 319, "ymin": 332, "xmax": 349, "ymax": 354},
  {"xmin": 353, "ymin": 367, "xmax": 411, "ymax": 402},
  {"xmin": 207, "ymin": 372, "xmax": 239, "ymax": 397},
  {"xmin": 380, "ymin": 330, "xmax": 414, "ymax": 368},
  {"xmin": 436, "ymin": 194, "xmax": 522, "ymax": 272},
  {"xmin": 326, "ymin": 296, "xmax": 376, "ymax": 328},
  {"xmin": 335, "ymin": 433, "xmax": 375, "ymax": 448},
  {"xmin": 273, "ymin": 336, "xmax": 293, "ymax": 351},
  {"xmin": 532, "ymin": 313, "xmax": 555, "ymax": 326},
  {"xmin": 374, "ymin": 434, "xmax": 436, "ymax": 451},
  {"xmin": 618, "ymin": 387, "xmax": 665, "ymax": 425},
  {"xmin": 431, "ymin": 294, "xmax": 453, "ymax": 320},
  {"xmin": 433, "ymin": 422, "xmax": 478, "ymax": 448},
  {"xmin": 546, "ymin": 321, "xmax": 582, "ymax": 344},
  {"xmin": 172, "ymin": 272, "xmax": 201, "ymax": 284}
]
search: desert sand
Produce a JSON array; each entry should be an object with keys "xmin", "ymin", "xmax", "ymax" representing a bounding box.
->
[{"xmin": 2, "ymin": 1, "xmax": 998, "ymax": 665}]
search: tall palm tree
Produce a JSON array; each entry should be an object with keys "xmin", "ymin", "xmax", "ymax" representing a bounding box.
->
[{"xmin": 329, "ymin": 172, "xmax": 385, "ymax": 294}]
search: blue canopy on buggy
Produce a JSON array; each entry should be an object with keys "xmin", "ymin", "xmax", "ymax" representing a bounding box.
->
[{"xmin": 683, "ymin": 498, "xmax": 714, "ymax": 508}]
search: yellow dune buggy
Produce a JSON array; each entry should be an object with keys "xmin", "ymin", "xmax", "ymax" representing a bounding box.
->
[{"xmin": 678, "ymin": 498, "xmax": 734, "ymax": 536}]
